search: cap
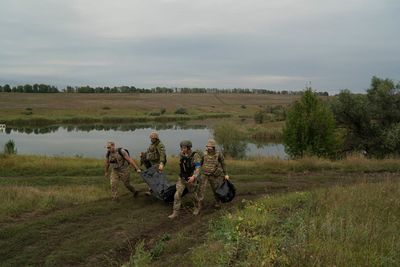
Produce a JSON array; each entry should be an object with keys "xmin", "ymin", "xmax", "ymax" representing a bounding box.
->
[
  {"xmin": 180, "ymin": 140, "xmax": 192, "ymax": 148},
  {"xmin": 105, "ymin": 141, "xmax": 115, "ymax": 148},
  {"xmin": 206, "ymin": 139, "xmax": 216, "ymax": 147},
  {"xmin": 149, "ymin": 131, "xmax": 159, "ymax": 139}
]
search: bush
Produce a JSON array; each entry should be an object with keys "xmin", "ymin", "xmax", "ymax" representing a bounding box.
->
[
  {"xmin": 174, "ymin": 107, "xmax": 187, "ymax": 114},
  {"xmin": 213, "ymin": 123, "xmax": 247, "ymax": 158},
  {"xmin": 4, "ymin": 140, "xmax": 17, "ymax": 155},
  {"xmin": 283, "ymin": 88, "xmax": 339, "ymax": 158},
  {"xmin": 332, "ymin": 77, "xmax": 400, "ymax": 157},
  {"xmin": 254, "ymin": 111, "xmax": 264, "ymax": 124},
  {"xmin": 160, "ymin": 108, "xmax": 166, "ymax": 114}
]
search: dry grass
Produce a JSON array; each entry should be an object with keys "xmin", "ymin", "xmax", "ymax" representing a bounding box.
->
[{"xmin": 0, "ymin": 185, "xmax": 108, "ymax": 219}]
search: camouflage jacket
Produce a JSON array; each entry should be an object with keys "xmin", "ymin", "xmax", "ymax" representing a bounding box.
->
[{"xmin": 146, "ymin": 140, "xmax": 166, "ymax": 166}]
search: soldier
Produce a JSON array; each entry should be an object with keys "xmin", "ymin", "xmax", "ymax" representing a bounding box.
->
[
  {"xmin": 168, "ymin": 140, "xmax": 202, "ymax": 219},
  {"xmin": 142, "ymin": 131, "xmax": 167, "ymax": 195},
  {"xmin": 198, "ymin": 139, "xmax": 230, "ymax": 209},
  {"xmin": 104, "ymin": 141, "xmax": 141, "ymax": 201}
]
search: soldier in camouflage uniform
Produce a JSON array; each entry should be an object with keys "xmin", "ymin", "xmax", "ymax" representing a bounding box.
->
[
  {"xmin": 198, "ymin": 139, "xmax": 230, "ymax": 209},
  {"xmin": 142, "ymin": 131, "xmax": 167, "ymax": 195},
  {"xmin": 104, "ymin": 141, "xmax": 141, "ymax": 201},
  {"xmin": 168, "ymin": 140, "xmax": 202, "ymax": 219}
]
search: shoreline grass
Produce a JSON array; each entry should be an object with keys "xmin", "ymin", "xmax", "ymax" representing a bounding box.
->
[
  {"xmin": 184, "ymin": 179, "xmax": 400, "ymax": 266},
  {"xmin": 0, "ymin": 113, "xmax": 232, "ymax": 127},
  {"xmin": 2, "ymin": 154, "xmax": 400, "ymax": 177}
]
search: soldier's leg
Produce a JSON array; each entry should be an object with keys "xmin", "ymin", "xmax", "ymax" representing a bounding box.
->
[
  {"xmin": 193, "ymin": 176, "xmax": 208, "ymax": 215},
  {"xmin": 110, "ymin": 170, "xmax": 119, "ymax": 201},
  {"xmin": 120, "ymin": 169, "xmax": 138, "ymax": 197},
  {"xmin": 196, "ymin": 175, "xmax": 208, "ymax": 203},
  {"xmin": 208, "ymin": 175, "xmax": 224, "ymax": 208},
  {"xmin": 172, "ymin": 179, "xmax": 186, "ymax": 212},
  {"xmin": 169, "ymin": 179, "xmax": 186, "ymax": 219}
]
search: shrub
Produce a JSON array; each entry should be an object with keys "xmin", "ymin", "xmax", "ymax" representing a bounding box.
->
[
  {"xmin": 283, "ymin": 88, "xmax": 339, "ymax": 158},
  {"xmin": 174, "ymin": 107, "xmax": 187, "ymax": 114},
  {"xmin": 4, "ymin": 139, "xmax": 17, "ymax": 155}
]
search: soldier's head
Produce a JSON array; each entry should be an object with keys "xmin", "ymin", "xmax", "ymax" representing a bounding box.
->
[
  {"xmin": 206, "ymin": 139, "xmax": 216, "ymax": 153},
  {"xmin": 106, "ymin": 141, "xmax": 116, "ymax": 152},
  {"xmin": 149, "ymin": 131, "xmax": 159, "ymax": 143},
  {"xmin": 180, "ymin": 140, "xmax": 192, "ymax": 155}
]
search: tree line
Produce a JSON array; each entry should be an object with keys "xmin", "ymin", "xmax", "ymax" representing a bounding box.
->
[
  {"xmin": 283, "ymin": 76, "xmax": 400, "ymax": 158},
  {"xmin": 0, "ymin": 84, "xmax": 329, "ymax": 95}
]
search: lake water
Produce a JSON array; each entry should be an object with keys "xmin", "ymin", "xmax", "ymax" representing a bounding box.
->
[{"xmin": 0, "ymin": 125, "xmax": 286, "ymax": 159}]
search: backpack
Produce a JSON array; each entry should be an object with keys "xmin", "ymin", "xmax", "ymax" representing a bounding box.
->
[{"xmin": 107, "ymin": 147, "xmax": 130, "ymax": 161}]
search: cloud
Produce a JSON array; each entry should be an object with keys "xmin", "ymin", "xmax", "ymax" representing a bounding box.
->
[{"xmin": 0, "ymin": 0, "xmax": 399, "ymax": 93}]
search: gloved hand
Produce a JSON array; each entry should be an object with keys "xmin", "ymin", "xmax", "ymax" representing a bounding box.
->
[{"xmin": 224, "ymin": 174, "xmax": 230, "ymax": 180}]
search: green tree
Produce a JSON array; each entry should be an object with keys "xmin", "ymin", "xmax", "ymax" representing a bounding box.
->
[
  {"xmin": 332, "ymin": 76, "xmax": 400, "ymax": 157},
  {"xmin": 283, "ymin": 88, "xmax": 338, "ymax": 158}
]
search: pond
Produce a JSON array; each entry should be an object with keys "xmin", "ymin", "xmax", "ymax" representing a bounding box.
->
[{"xmin": 0, "ymin": 124, "xmax": 287, "ymax": 159}]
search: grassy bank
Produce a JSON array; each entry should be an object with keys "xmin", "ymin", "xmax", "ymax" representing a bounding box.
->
[
  {"xmin": 0, "ymin": 93, "xmax": 296, "ymax": 126},
  {"xmin": 178, "ymin": 180, "xmax": 399, "ymax": 266},
  {"xmin": 2, "ymin": 154, "xmax": 400, "ymax": 177},
  {"xmin": 0, "ymin": 113, "xmax": 232, "ymax": 127},
  {"xmin": 1, "ymin": 154, "xmax": 399, "ymax": 266}
]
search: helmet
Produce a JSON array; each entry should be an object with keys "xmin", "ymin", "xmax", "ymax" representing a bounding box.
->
[
  {"xmin": 149, "ymin": 131, "xmax": 159, "ymax": 139},
  {"xmin": 180, "ymin": 140, "xmax": 192, "ymax": 148},
  {"xmin": 206, "ymin": 139, "xmax": 216, "ymax": 147}
]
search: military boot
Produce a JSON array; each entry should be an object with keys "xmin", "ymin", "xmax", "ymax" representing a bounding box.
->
[
  {"xmin": 214, "ymin": 202, "xmax": 221, "ymax": 209},
  {"xmin": 193, "ymin": 207, "xmax": 200, "ymax": 216},
  {"xmin": 168, "ymin": 210, "xmax": 179, "ymax": 219},
  {"xmin": 193, "ymin": 203, "xmax": 201, "ymax": 216}
]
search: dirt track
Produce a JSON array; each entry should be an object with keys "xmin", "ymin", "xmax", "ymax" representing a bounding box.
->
[{"xmin": 1, "ymin": 171, "xmax": 397, "ymax": 266}]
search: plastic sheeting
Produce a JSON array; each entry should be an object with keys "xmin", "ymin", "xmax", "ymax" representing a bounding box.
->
[{"xmin": 215, "ymin": 180, "xmax": 236, "ymax": 203}]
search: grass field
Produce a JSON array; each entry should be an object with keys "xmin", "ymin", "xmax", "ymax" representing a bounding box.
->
[
  {"xmin": 0, "ymin": 93, "xmax": 298, "ymax": 128},
  {"xmin": 0, "ymin": 154, "xmax": 399, "ymax": 266}
]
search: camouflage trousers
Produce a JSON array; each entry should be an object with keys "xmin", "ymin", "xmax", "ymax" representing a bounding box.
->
[
  {"xmin": 172, "ymin": 178, "xmax": 201, "ymax": 212},
  {"xmin": 110, "ymin": 168, "xmax": 136, "ymax": 200},
  {"xmin": 197, "ymin": 174, "xmax": 224, "ymax": 205}
]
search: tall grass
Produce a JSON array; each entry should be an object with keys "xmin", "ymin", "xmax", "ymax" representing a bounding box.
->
[
  {"xmin": 0, "ymin": 155, "xmax": 103, "ymax": 176},
  {"xmin": 2, "ymin": 113, "xmax": 232, "ymax": 126},
  {"xmin": 190, "ymin": 179, "xmax": 400, "ymax": 266},
  {"xmin": 0, "ymin": 185, "xmax": 108, "ymax": 220},
  {"xmin": 3, "ymin": 139, "xmax": 17, "ymax": 154},
  {"xmin": 2, "ymin": 154, "xmax": 400, "ymax": 177}
]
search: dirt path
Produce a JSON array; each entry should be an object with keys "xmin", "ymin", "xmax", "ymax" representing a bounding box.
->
[{"xmin": 1, "ymin": 172, "xmax": 398, "ymax": 266}]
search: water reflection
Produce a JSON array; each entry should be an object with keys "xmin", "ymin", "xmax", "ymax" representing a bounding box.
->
[
  {"xmin": 5, "ymin": 123, "xmax": 208, "ymax": 134},
  {"xmin": 0, "ymin": 124, "xmax": 286, "ymax": 159}
]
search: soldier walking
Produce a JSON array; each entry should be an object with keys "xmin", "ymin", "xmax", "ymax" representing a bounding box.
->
[
  {"xmin": 197, "ymin": 139, "xmax": 230, "ymax": 209},
  {"xmin": 168, "ymin": 140, "xmax": 202, "ymax": 219},
  {"xmin": 104, "ymin": 141, "xmax": 141, "ymax": 201},
  {"xmin": 142, "ymin": 131, "xmax": 167, "ymax": 195}
]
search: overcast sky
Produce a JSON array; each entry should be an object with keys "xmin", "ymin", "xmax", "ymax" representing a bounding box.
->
[{"xmin": 0, "ymin": 0, "xmax": 399, "ymax": 93}]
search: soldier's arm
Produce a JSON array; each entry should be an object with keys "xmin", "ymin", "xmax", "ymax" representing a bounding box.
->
[
  {"xmin": 122, "ymin": 151, "xmax": 141, "ymax": 172},
  {"xmin": 104, "ymin": 158, "xmax": 110, "ymax": 177},
  {"xmin": 157, "ymin": 143, "xmax": 167, "ymax": 165},
  {"xmin": 219, "ymin": 153, "xmax": 229, "ymax": 178},
  {"xmin": 193, "ymin": 153, "xmax": 202, "ymax": 179},
  {"xmin": 188, "ymin": 153, "xmax": 202, "ymax": 183}
]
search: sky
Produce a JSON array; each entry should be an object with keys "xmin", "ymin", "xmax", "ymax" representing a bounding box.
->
[{"xmin": 0, "ymin": 0, "xmax": 399, "ymax": 94}]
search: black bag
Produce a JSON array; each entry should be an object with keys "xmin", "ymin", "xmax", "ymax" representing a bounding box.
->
[
  {"xmin": 215, "ymin": 179, "xmax": 236, "ymax": 203},
  {"xmin": 140, "ymin": 166, "xmax": 187, "ymax": 203}
]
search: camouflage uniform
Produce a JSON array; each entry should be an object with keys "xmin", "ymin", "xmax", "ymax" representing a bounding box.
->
[
  {"xmin": 106, "ymin": 149, "xmax": 136, "ymax": 200},
  {"xmin": 146, "ymin": 139, "xmax": 166, "ymax": 168},
  {"xmin": 199, "ymin": 150, "xmax": 227, "ymax": 207},
  {"xmin": 172, "ymin": 151, "xmax": 202, "ymax": 213}
]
